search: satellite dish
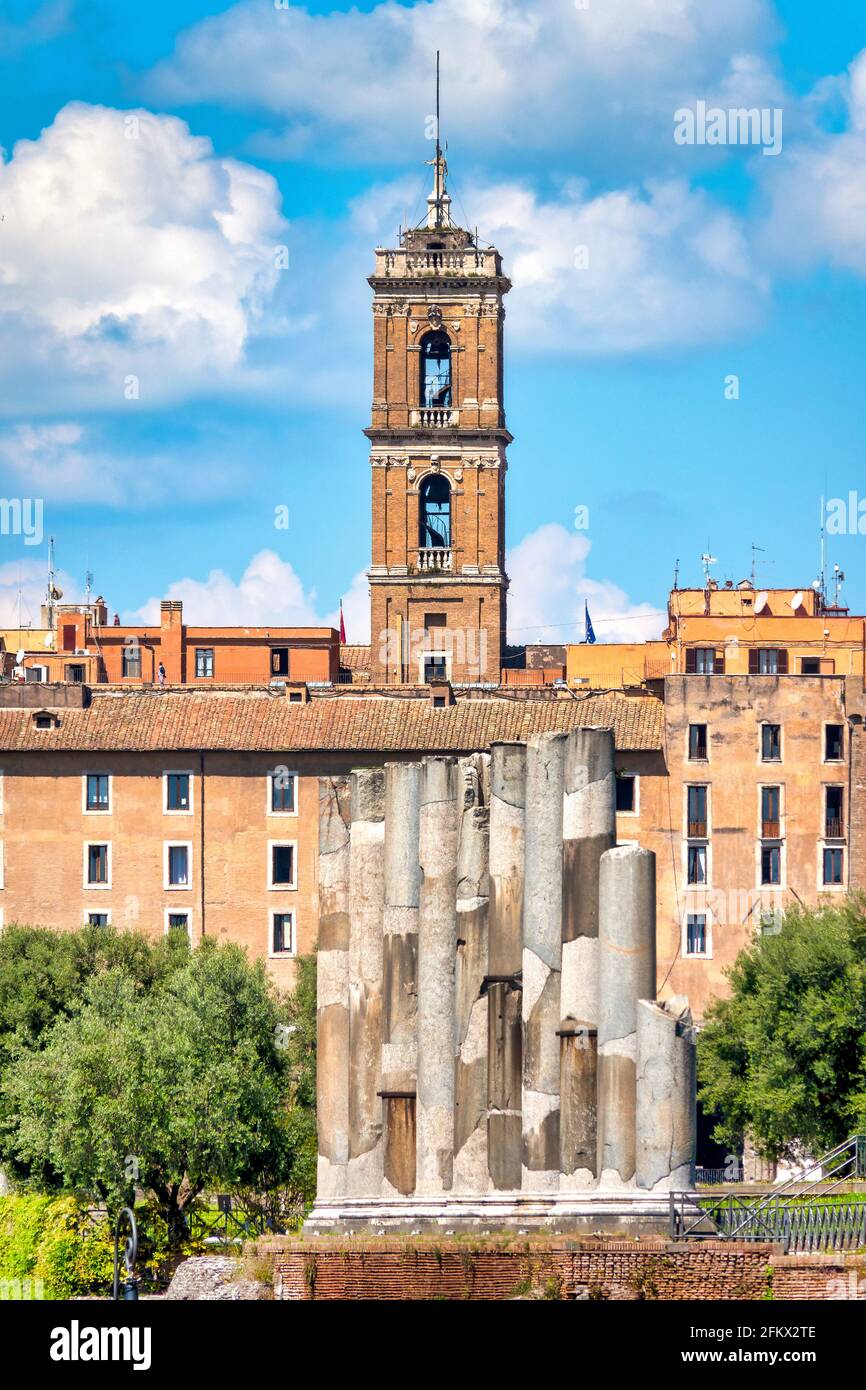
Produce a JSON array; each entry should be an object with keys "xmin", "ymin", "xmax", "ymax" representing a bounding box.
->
[
  {"xmin": 755, "ymin": 591, "xmax": 769, "ymax": 613},
  {"xmin": 15, "ymin": 649, "xmax": 24, "ymax": 664},
  {"xmin": 791, "ymin": 591, "xmax": 804, "ymax": 611}
]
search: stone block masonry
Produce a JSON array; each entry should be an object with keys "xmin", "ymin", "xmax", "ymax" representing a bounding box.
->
[{"xmin": 308, "ymin": 727, "xmax": 698, "ymax": 1233}]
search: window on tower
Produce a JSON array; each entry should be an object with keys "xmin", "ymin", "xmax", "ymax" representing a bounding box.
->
[
  {"xmin": 420, "ymin": 330, "xmax": 452, "ymax": 407},
  {"xmin": 419, "ymin": 474, "xmax": 452, "ymax": 549}
]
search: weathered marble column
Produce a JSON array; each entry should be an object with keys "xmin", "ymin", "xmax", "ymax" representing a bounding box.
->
[
  {"xmin": 559, "ymin": 1023, "xmax": 597, "ymax": 1184},
  {"xmin": 560, "ymin": 728, "xmax": 616, "ymax": 1031},
  {"xmin": 415, "ymin": 756, "xmax": 460, "ymax": 1194},
  {"xmin": 380, "ymin": 761, "xmax": 422, "ymax": 1195},
  {"xmin": 346, "ymin": 767, "xmax": 386, "ymax": 1196},
  {"xmin": 487, "ymin": 742, "xmax": 525, "ymax": 1192},
  {"xmin": 316, "ymin": 775, "xmax": 352, "ymax": 1199},
  {"xmin": 454, "ymin": 754, "xmax": 491, "ymax": 1193},
  {"xmin": 522, "ymin": 732, "xmax": 566, "ymax": 1190},
  {"xmin": 596, "ymin": 844, "xmax": 656, "ymax": 1185},
  {"xmin": 636, "ymin": 997, "xmax": 696, "ymax": 1190}
]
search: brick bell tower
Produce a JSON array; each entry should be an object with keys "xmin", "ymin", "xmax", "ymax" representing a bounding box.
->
[{"xmin": 366, "ymin": 128, "xmax": 511, "ymax": 685}]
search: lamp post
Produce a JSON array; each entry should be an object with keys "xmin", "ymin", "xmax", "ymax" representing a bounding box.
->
[{"xmin": 112, "ymin": 1206, "xmax": 139, "ymax": 1301}]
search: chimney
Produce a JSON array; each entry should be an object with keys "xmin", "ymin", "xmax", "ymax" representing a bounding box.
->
[{"xmin": 159, "ymin": 600, "xmax": 184, "ymax": 683}]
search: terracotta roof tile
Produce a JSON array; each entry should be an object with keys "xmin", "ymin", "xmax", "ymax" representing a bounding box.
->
[{"xmin": 0, "ymin": 688, "xmax": 662, "ymax": 754}]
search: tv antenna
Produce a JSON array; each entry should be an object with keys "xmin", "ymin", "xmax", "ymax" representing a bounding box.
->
[{"xmin": 701, "ymin": 551, "xmax": 718, "ymax": 587}]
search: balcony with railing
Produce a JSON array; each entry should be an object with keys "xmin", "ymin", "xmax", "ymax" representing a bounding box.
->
[
  {"xmin": 825, "ymin": 817, "xmax": 845, "ymax": 839},
  {"xmin": 416, "ymin": 548, "xmax": 453, "ymax": 572},
  {"xmin": 687, "ymin": 819, "xmax": 707, "ymax": 839},
  {"xmin": 761, "ymin": 820, "xmax": 781, "ymax": 839},
  {"xmin": 410, "ymin": 407, "xmax": 459, "ymax": 428},
  {"xmin": 374, "ymin": 247, "xmax": 499, "ymax": 278}
]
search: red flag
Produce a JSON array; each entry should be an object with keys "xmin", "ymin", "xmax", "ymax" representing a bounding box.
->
[{"xmin": 339, "ymin": 603, "xmax": 347, "ymax": 644}]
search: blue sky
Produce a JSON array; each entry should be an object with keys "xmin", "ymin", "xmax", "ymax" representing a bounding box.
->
[{"xmin": 0, "ymin": 0, "xmax": 865, "ymax": 643}]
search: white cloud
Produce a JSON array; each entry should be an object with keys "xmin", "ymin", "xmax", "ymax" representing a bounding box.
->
[
  {"xmin": 507, "ymin": 523, "xmax": 663, "ymax": 645},
  {"xmin": 131, "ymin": 549, "xmax": 323, "ymax": 626},
  {"xmin": 131, "ymin": 549, "xmax": 371, "ymax": 641},
  {"xmin": 0, "ymin": 421, "xmax": 244, "ymax": 509},
  {"xmin": 148, "ymin": 0, "xmax": 780, "ymax": 169},
  {"xmin": 759, "ymin": 49, "xmax": 866, "ymax": 279},
  {"xmin": 333, "ymin": 569, "xmax": 371, "ymax": 645},
  {"xmin": 0, "ymin": 102, "xmax": 289, "ymax": 410},
  {"xmin": 467, "ymin": 177, "xmax": 763, "ymax": 351}
]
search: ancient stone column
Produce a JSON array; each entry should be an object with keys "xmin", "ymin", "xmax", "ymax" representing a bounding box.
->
[
  {"xmin": 454, "ymin": 753, "xmax": 490, "ymax": 1192},
  {"xmin": 380, "ymin": 761, "xmax": 422, "ymax": 1195},
  {"xmin": 487, "ymin": 742, "xmax": 525, "ymax": 1192},
  {"xmin": 346, "ymin": 767, "xmax": 386, "ymax": 1196},
  {"xmin": 596, "ymin": 843, "xmax": 656, "ymax": 1185},
  {"xmin": 560, "ymin": 728, "xmax": 616, "ymax": 1031},
  {"xmin": 635, "ymin": 997, "xmax": 697, "ymax": 1190},
  {"xmin": 316, "ymin": 775, "xmax": 352, "ymax": 1199},
  {"xmin": 559, "ymin": 1024, "xmax": 597, "ymax": 1184},
  {"xmin": 521, "ymin": 732, "xmax": 566, "ymax": 1190},
  {"xmin": 415, "ymin": 756, "xmax": 460, "ymax": 1194}
]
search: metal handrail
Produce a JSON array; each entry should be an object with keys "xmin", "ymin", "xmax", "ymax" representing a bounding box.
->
[{"xmin": 671, "ymin": 1136, "xmax": 866, "ymax": 1246}]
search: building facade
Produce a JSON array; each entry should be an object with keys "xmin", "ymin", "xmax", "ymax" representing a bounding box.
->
[{"xmin": 0, "ymin": 685, "xmax": 660, "ymax": 989}]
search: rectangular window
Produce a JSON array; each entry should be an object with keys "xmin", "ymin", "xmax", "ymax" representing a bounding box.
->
[
  {"xmin": 269, "ymin": 842, "xmax": 296, "ymax": 889},
  {"xmin": 121, "ymin": 645, "xmax": 141, "ymax": 678},
  {"xmin": 195, "ymin": 648, "xmax": 214, "ymax": 678},
  {"xmin": 66, "ymin": 664, "xmax": 85, "ymax": 684},
  {"xmin": 761, "ymin": 785, "xmax": 781, "ymax": 838},
  {"xmin": 165, "ymin": 772, "xmax": 191, "ymax": 813},
  {"xmin": 761, "ymin": 724, "xmax": 781, "ymax": 762},
  {"xmin": 688, "ymin": 724, "xmax": 708, "ymax": 761},
  {"xmin": 825, "ymin": 724, "xmax": 844, "ymax": 762},
  {"xmin": 801, "ymin": 657, "xmax": 820, "ymax": 675},
  {"xmin": 86, "ymin": 843, "xmax": 110, "ymax": 887},
  {"xmin": 271, "ymin": 911, "xmax": 295, "ymax": 957},
  {"xmin": 269, "ymin": 770, "xmax": 297, "ymax": 815},
  {"xmin": 423, "ymin": 654, "xmax": 448, "ymax": 682},
  {"xmin": 750, "ymin": 648, "xmax": 789, "ymax": 675},
  {"xmin": 270, "ymin": 647, "xmax": 289, "ymax": 677},
  {"xmin": 686, "ymin": 648, "xmax": 718, "ymax": 674},
  {"xmin": 686, "ymin": 785, "xmax": 707, "ymax": 838},
  {"xmin": 823, "ymin": 847, "xmax": 844, "ymax": 886},
  {"xmin": 825, "ymin": 785, "xmax": 844, "ymax": 839},
  {"xmin": 687, "ymin": 843, "xmax": 707, "ymax": 885},
  {"xmin": 165, "ymin": 910, "xmax": 191, "ymax": 938},
  {"xmin": 615, "ymin": 774, "xmax": 637, "ymax": 813},
  {"xmin": 85, "ymin": 773, "xmax": 110, "ymax": 813},
  {"xmin": 165, "ymin": 843, "xmax": 190, "ymax": 888},
  {"xmin": 761, "ymin": 844, "xmax": 781, "ymax": 885},
  {"xmin": 86, "ymin": 912, "xmax": 110, "ymax": 928},
  {"xmin": 685, "ymin": 914, "xmax": 707, "ymax": 957}
]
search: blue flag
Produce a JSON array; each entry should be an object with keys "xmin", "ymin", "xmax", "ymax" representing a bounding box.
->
[{"xmin": 584, "ymin": 601, "xmax": 596, "ymax": 645}]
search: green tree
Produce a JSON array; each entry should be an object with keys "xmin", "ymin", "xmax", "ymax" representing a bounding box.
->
[
  {"xmin": 698, "ymin": 897, "xmax": 866, "ymax": 1161},
  {"xmin": 0, "ymin": 923, "xmax": 186, "ymax": 1059},
  {"xmin": 0, "ymin": 940, "xmax": 298, "ymax": 1244}
]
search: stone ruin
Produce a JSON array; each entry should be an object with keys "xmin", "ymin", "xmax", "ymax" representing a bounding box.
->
[{"xmin": 307, "ymin": 729, "xmax": 696, "ymax": 1233}]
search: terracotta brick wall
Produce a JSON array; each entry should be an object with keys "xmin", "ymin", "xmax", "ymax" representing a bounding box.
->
[{"xmin": 267, "ymin": 1238, "xmax": 865, "ymax": 1301}]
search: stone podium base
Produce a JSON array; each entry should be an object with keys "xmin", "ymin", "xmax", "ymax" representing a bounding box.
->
[{"xmin": 304, "ymin": 1189, "xmax": 687, "ymax": 1237}]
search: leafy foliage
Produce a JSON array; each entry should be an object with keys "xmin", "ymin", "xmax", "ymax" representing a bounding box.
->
[
  {"xmin": 698, "ymin": 897, "xmax": 866, "ymax": 1160},
  {"xmin": 0, "ymin": 928, "xmax": 318, "ymax": 1243}
]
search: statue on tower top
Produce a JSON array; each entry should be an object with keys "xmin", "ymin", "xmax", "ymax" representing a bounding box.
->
[{"xmin": 425, "ymin": 51, "xmax": 452, "ymax": 229}]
